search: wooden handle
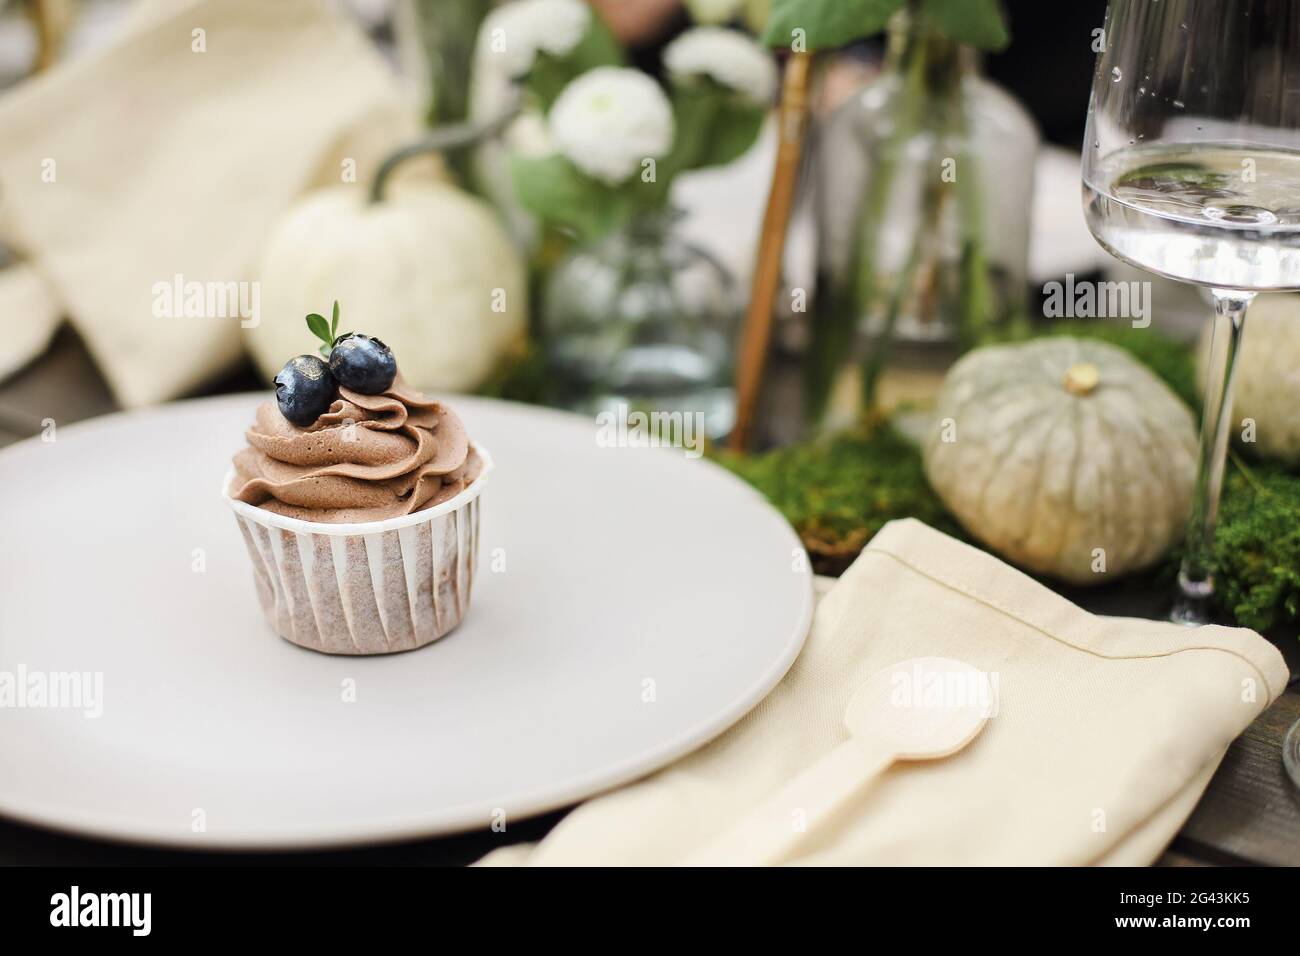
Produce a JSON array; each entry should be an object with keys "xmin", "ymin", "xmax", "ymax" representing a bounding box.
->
[
  {"xmin": 728, "ymin": 52, "xmax": 813, "ymax": 453},
  {"xmin": 685, "ymin": 738, "xmax": 894, "ymax": 866}
]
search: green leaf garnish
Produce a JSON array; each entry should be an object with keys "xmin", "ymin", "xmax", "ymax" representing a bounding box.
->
[
  {"xmin": 305, "ymin": 311, "xmax": 332, "ymax": 347},
  {"xmin": 306, "ymin": 302, "xmax": 347, "ymax": 358}
]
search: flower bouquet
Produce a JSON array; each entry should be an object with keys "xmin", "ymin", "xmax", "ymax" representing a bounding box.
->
[{"xmin": 472, "ymin": 0, "xmax": 779, "ymax": 434}]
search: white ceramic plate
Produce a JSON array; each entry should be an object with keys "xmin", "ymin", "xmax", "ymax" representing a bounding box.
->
[{"xmin": 0, "ymin": 395, "xmax": 812, "ymax": 849}]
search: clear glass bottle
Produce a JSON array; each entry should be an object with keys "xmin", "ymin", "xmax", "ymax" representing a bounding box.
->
[
  {"xmin": 542, "ymin": 210, "xmax": 738, "ymax": 439},
  {"xmin": 806, "ymin": 10, "xmax": 1039, "ymax": 432}
]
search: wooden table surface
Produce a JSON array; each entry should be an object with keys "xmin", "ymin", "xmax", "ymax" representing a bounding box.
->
[{"xmin": 1, "ymin": 329, "xmax": 1296, "ymax": 866}]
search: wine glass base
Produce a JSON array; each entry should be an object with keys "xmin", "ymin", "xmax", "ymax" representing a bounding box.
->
[
  {"xmin": 1171, "ymin": 571, "xmax": 1215, "ymax": 626},
  {"xmin": 1169, "ymin": 597, "xmax": 1211, "ymax": 627},
  {"xmin": 1285, "ymin": 720, "xmax": 1300, "ymax": 791}
]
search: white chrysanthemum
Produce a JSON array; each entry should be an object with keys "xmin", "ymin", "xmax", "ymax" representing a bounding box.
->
[
  {"xmin": 664, "ymin": 27, "xmax": 778, "ymax": 104},
  {"xmin": 548, "ymin": 67, "xmax": 675, "ymax": 185},
  {"xmin": 479, "ymin": 0, "xmax": 591, "ymax": 80}
]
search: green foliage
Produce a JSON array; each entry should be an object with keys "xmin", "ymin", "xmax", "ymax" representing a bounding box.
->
[
  {"xmin": 762, "ymin": 0, "xmax": 905, "ymax": 49},
  {"xmin": 1212, "ymin": 459, "xmax": 1300, "ymax": 632},
  {"xmin": 923, "ymin": 0, "xmax": 1008, "ymax": 51},
  {"xmin": 717, "ymin": 417, "xmax": 964, "ymax": 574},
  {"xmin": 761, "ymin": 0, "xmax": 1008, "ymax": 51},
  {"xmin": 508, "ymin": 154, "xmax": 640, "ymax": 243},
  {"xmin": 664, "ymin": 84, "xmax": 767, "ymax": 178}
]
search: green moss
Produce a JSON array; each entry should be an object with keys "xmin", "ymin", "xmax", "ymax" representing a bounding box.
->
[
  {"xmin": 1212, "ymin": 456, "xmax": 1300, "ymax": 632},
  {"xmin": 716, "ymin": 418, "xmax": 964, "ymax": 575}
]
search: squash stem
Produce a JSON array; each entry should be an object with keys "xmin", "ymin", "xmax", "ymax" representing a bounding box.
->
[{"xmin": 369, "ymin": 105, "xmax": 520, "ymax": 204}]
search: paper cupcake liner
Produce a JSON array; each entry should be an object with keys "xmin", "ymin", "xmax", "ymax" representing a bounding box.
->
[{"xmin": 222, "ymin": 445, "xmax": 491, "ymax": 656}]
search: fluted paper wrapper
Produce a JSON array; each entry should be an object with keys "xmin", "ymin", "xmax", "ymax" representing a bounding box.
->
[{"xmin": 222, "ymin": 446, "xmax": 491, "ymax": 655}]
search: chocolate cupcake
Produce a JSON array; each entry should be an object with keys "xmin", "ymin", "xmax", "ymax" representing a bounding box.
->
[{"xmin": 222, "ymin": 304, "xmax": 492, "ymax": 655}]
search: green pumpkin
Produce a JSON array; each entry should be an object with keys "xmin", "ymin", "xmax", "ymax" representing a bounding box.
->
[{"xmin": 923, "ymin": 337, "xmax": 1197, "ymax": 585}]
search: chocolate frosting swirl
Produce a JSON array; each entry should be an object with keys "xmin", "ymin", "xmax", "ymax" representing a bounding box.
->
[{"xmin": 230, "ymin": 380, "xmax": 482, "ymax": 523}]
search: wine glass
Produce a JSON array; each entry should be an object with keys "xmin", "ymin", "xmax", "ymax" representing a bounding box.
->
[
  {"xmin": 1083, "ymin": 0, "xmax": 1300, "ymax": 791},
  {"xmin": 1083, "ymin": 0, "xmax": 1300, "ymax": 625}
]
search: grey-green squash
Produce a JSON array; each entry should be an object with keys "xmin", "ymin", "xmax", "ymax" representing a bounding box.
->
[{"xmin": 923, "ymin": 337, "xmax": 1198, "ymax": 585}]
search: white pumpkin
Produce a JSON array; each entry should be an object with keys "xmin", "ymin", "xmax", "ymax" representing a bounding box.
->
[
  {"xmin": 249, "ymin": 183, "xmax": 527, "ymax": 391},
  {"xmin": 1197, "ymin": 292, "xmax": 1300, "ymax": 465},
  {"xmin": 923, "ymin": 337, "xmax": 1198, "ymax": 585}
]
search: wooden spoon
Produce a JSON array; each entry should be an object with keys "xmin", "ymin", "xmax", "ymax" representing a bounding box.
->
[{"xmin": 687, "ymin": 657, "xmax": 993, "ymax": 866}]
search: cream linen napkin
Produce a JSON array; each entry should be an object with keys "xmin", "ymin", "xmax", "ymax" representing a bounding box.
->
[
  {"xmin": 479, "ymin": 519, "xmax": 1288, "ymax": 866},
  {"xmin": 0, "ymin": 0, "xmax": 433, "ymax": 405}
]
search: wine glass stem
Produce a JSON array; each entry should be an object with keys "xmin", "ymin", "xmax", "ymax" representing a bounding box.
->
[{"xmin": 1175, "ymin": 289, "xmax": 1253, "ymax": 622}]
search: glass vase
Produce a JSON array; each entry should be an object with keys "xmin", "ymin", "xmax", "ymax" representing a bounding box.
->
[
  {"xmin": 806, "ymin": 11, "xmax": 1039, "ymax": 432},
  {"xmin": 541, "ymin": 211, "xmax": 738, "ymax": 440}
]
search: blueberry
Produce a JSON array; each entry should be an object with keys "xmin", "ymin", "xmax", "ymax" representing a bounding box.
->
[
  {"xmin": 328, "ymin": 333, "xmax": 397, "ymax": 394},
  {"xmin": 274, "ymin": 354, "xmax": 336, "ymax": 426}
]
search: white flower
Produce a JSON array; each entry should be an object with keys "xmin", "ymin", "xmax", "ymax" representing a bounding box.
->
[
  {"xmin": 548, "ymin": 67, "xmax": 675, "ymax": 185},
  {"xmin": 664, "ymin": 27, "xmax": 778, "ymax": 104},
  {"xmin": 479, "ymin": 0, "xmax": 591, "ymax": 80}
]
